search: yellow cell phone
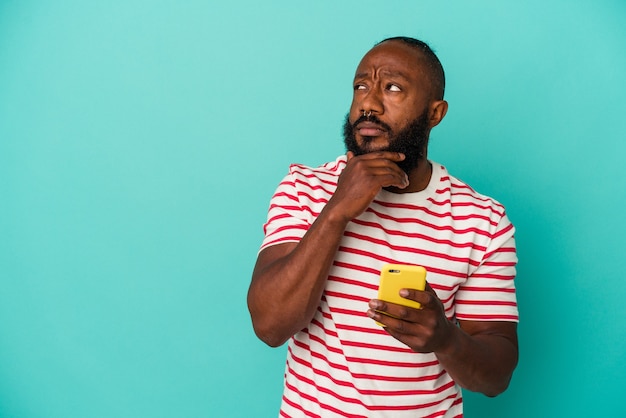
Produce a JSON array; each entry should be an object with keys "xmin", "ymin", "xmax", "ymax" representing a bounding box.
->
[{"xmin": 376, "ymin": 264, "xmax": 427, "ymax": 325}]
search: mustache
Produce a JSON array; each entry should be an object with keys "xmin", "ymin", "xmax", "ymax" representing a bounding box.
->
[{"xmin": 352, "ymin": 114, "xmax": 393, "ymax": 133}]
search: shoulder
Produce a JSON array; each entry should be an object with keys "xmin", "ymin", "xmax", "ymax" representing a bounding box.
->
[
  {"xmin": 432, "ymin": 162, "xmax": 507, "ymax": 219},
  {"xmin": 288, "ymin": 155, "xmax": 347, "ymax": 177},
  {"xmin": 286, "ymin": 155, "xmax": 347, "ymax": 189}
]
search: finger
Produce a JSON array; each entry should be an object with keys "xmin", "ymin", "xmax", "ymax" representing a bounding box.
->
[
  {"xmin": 398, "ymin": 288, "xmax": 431, "ymax": 307},
  {"xmin": 340, "ymin": 153, "xmax": 409, "ymax": 190},
  {"xmin": 422, "ymin": 282, "xmax": 440, "ymax": 300},
  {"xmin": 368, "ymin": 299, "xmax": 393, "ymax": 321},
  {"xmin": 358, "ymin": 151, "xmax": 405, "ymax": 162},
  {"xmin": 354, "ymin": 158, "xmax": 409, "ymax": 186},
  {"xmin": 386, "ymin": 175, "xmax": 409, "ymax": 190},
  {"xmin": 367, "ymin": 307, "xmax": 391, "ymax": 327},
  {"xmin": 346, "ymin": 152, "xmax": 405, "ymax": 174},
  {"xmin": 369, "ymin": 299, "xmax": 418, "ymax": 323},
  {"xmin": 366, "ymin": 167, "xmax": 409, "ymax": 189},
  {"xmin": 424, "ymin": 282, "xmax": 435, "ymax": 293},
  {"xmin": 367, "ymin": 303, "xmax": 411, "ymax": 330}
]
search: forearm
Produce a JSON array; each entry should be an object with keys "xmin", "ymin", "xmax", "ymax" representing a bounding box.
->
[
  {"xmin": 248, "ymin": 206, "xmax": 349, "ymax": 347},
  {"xmin": 249, "ymin": 151, "xmax": 410, "ymax": 346},
  {"xmin": 435, "ymin": 321, "xmax": 518, "ymax": 396}
]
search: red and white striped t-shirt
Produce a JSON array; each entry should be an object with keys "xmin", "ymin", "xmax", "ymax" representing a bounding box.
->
[{"xmin": 260, "ymin": 155, "xmax": 518, "ymax": 418}]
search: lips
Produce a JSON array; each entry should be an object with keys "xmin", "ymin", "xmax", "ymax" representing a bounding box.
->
[{"xmin": 356, "ymin": 121, "xmax": 387, "ymax": 137}]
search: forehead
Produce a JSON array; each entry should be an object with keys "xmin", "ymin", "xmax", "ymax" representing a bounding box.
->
[{"xmin": 354, "ymin": 41, "xmax": 425, "ymax": 81}]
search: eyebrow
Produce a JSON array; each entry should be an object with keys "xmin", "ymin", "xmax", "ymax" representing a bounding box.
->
[{"xmin": 354, "ymin": 69, "xmax": 411, "ymax": 82}]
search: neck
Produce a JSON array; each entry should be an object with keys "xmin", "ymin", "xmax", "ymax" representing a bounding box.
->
[{"xmin": 385, "ymin": 158, "xmax": 432, "ymax": 194}]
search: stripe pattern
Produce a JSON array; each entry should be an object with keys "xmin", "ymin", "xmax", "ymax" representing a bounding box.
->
[{"xmin": 261, "ymin": 155, "xmax": 518, "ymax": 417}]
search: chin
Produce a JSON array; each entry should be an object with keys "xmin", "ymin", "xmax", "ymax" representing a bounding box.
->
[{"xmin": 359, "ymin": 137, "xmax": 390, "ymax": 154}]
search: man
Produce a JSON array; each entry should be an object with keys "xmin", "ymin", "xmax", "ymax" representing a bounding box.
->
[{"xmin": 248, "ymin": 36, "xmax": 518, "ymax": 417}]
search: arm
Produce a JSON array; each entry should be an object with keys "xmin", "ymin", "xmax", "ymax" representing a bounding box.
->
[
  {"xmin": 367, "ymin": 287, "xmax": 518, "ymax": 396},
  {"xmin": 248, "ymin": 213, "xmax": 348, "ymax": 347},
  {"xmin": 248, "ymin": 151, "xmax": 409, "ymax": 347},
  {"xmin": 435, "ymin": 319, "xmax": 518, "ymax": 397},
  {"xmin": 368, "ymin": 208, "xmax": 518, "ymax": 395}
]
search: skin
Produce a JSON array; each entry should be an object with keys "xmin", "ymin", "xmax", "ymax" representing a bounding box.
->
[{"xmin": 247, "ymin": 40, "xmax": 518, "ymax": 397}]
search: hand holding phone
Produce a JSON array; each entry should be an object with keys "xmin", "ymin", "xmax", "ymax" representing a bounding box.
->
[{"xmin": 375, "ymin": 263, "xmax": 427, "ymax": 326}]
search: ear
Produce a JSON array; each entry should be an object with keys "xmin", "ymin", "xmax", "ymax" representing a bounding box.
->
[{"xmin": 428, "ymin": 100, "xmax": 448, "ymax": 128}]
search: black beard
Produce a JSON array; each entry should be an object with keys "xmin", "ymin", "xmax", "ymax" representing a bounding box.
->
[{"xmin": 343, "ymin": 112, "xmax": 430, "ymax": 175}]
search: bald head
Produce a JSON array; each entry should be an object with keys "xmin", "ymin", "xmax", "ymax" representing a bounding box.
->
[{"xmin": 376, "ymin": 37, "xmax": 446, "ymax": 101}]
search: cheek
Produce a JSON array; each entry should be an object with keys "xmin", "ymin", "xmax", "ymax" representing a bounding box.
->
[{"xmin": 396, "ymin": 107, "xmax": 422, "ymax": 127}]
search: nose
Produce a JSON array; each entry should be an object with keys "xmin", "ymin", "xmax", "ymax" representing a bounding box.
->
[{"xmin": 359, "ymin": 85, "xmax": 384, "ymax": 116}]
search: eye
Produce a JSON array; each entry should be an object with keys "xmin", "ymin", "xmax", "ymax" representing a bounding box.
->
[
  {"xmin": 354, "ymin": 84, "xmax": 367, "ymax": 91},
  {"xmin": 387, "ymin": 83, "xmax": 401, "ymax": 92}
]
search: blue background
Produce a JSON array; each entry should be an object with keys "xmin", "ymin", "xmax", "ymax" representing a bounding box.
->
[{"xmin": 1, "ymin": 1, "xmax": 625, "ymax": 416}]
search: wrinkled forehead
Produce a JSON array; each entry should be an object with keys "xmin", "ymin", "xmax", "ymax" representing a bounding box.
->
[{"xmin": 354, "ymin": 40, "xmax": 426, "ymax": 80}]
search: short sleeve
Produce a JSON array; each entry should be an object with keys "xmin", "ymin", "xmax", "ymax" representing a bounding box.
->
[
  {"xmin": 259, "ymin": 172, "xmax": 311, "ymax": 251},
  {"xmin": 454, "ymin": 213, "xmax": 519, "ymax": 322}
]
